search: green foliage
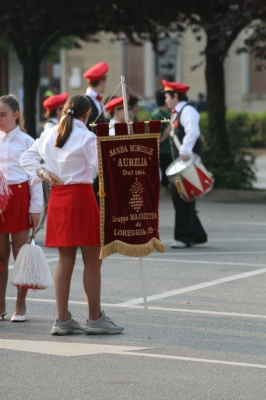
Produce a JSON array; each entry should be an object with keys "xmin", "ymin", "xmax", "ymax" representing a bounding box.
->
[
  {"xmin": 136, "ymin": 109, "xmax": 153, "ymax": 121},
  {"xmin": 200, "ymin": 111, "xmax": 260, "ymax": 189},
  {"xmin": 200, "ymin": 110, "xmax": 266, "ymax": 150},
  {"xmin": 202, "ymin": 147, "xmax": 256, "ymax": 189}
]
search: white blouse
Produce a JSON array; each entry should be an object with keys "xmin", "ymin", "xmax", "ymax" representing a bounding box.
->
[
  {"xmin": 40, "ymin": 118, "xmax": 58, "ymax": 137},
  {"xmin": 0, "ymin": 126, "xmax": 43, "ymax": 213},
  {"xmin": 174, "ymin": 101, "xmax": 201, "ymax": 155},
  {"xmin": 19, "ymin": 119, "xmax": 98, "ymax": 186}
]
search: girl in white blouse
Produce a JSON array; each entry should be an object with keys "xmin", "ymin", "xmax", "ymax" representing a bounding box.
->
[
  {"xmin": 20, "ymin": 95, "xmax": 124, "ymax": 335},
  {"xmin": 0, "ymin": 94, "xmax": 43, "ymax": 322}
]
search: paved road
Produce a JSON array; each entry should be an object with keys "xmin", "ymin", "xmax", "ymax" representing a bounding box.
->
[{"xmin": 1, "ymin": 193, "xmax": 266, "ymax": 400}]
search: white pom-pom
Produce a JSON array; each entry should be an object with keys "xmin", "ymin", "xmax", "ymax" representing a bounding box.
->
[{"xmin": 11, "ymin": 243, "xmax": 53, "ymax": 290}]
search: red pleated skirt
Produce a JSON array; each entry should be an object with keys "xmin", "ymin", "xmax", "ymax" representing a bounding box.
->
[
  {"xmin": 45, "ymin": 183, "xmax": 100, "ymax": 247},
  {"xmin": 0, "ymin": 181, "xmax": 32, "ymax": 233}
]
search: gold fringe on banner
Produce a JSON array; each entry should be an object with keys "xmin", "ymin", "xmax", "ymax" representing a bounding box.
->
[
  {"xmin": 98, "ymin": 181, "xmax": 106, "ymax": 197},
  {"xmin": 100, "ymin": 238, "xmax": 165, "ymax": 259}
]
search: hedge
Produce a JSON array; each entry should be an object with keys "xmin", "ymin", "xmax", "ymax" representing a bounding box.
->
[
  {"xmin": 136, "ymin": 108, "xmax": 266, "ymax": 188},
  {"xmin": 199, "ymin": 111, "xmax": 266, "ymax": 149}
]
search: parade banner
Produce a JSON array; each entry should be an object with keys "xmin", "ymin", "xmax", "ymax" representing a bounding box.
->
[{"xmin": 97, "ymin": 121, "xmax": 165, "ymax": 259}]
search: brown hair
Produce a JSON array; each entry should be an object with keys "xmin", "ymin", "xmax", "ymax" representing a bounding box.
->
[
  {"xmin": 55, "ymin": 95, "xmax": 91, "ymax": 148},
  {"xmin": 165, "ymin": 90, "xmax": 188, "ymax": 102},
  {"xmin": 89, "ymin": 76, "xmax": 106, "ymax": 88},
  {"xmin": 0, "ymin": 94, "xmax": 25, "ymax": 131},
  {"xmin": 45, "ymin": 109, "xmax": 57, "ymax": 120}
]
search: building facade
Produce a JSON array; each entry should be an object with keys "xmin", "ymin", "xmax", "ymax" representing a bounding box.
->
[
  {"xmin": 2, "ymin": 29, "xmax": 266, "ymax": 123},
  {"xmin": 60, "ymin": 30, "xmax": 266, "ymax": 113}
]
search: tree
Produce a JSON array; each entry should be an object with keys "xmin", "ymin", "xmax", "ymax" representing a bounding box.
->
[
  {"xmin": 105, "ymin": 0, "xmax": 266, "ymax": 174},
  {"xmin": 1, "ymin": 0, "xmax": 266, "ymax": 181},
  {"xmin": 0, "ymin": 0, "xmax": 107, "ymax": 137}
]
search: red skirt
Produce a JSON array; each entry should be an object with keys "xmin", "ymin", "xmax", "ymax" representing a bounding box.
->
[
  {"xmin": 0, "ymin": 181, "xmax": 32, "ymax": 233},
  {"xmin": 45, "ymin": 183, "xmax": 100, "ymax": 247}
]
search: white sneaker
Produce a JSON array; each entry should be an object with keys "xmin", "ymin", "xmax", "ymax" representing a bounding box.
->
[
  {"xmin": 51, "ymin": 312, "xmax": 84, "ymax": 335},
  {"xmin": 171, "ymin": 240, "xmax": 187, "ymax": 249},
  {"xmin": 84, "ymin": 311, "xmax": 124, "ymax": 335}
]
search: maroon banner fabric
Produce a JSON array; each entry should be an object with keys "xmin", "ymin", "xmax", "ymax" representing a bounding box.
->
[
  {"xmin": 133, "ymin": 121, "xmax": 145, "ymax": 134},
  {"xmin": 114, "ymin": 122, "xmax": 128, "ymax": 136},
  {"xmin": 96, "ymin": 123, "xmax": 109, "ymax": 137},
  {"xmin": 149, "ymin": 120, "xmax": 161, "ymax": 134},
  {"xmin": 97, "ymin": 124, "xmax": 165, "ymax": 258}
]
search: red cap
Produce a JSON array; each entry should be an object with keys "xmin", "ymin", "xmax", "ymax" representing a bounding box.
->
[
  {"xmin": 162, "ymin": 79, "xmax": 190, "ymax": 94},
  {"xmin": 105, "ymin": 96, "xmax": 128, "ymax": 113},
  {"xmin": 43, "ymin": 93, "xmax": 68, "ymax": 111},
  {"xmin": 83, "ymin": 62, "xmax": 109, "ymax": 81}
]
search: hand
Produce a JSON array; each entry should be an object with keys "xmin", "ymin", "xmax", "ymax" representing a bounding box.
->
[
  {"xmin": 43, "ymin": 170, "xmax": 64, "ymax": 186},
  {"xmin": 29, "ymin": 213, "xmax": 40, "ymax": 234},
  {"xmin": 179, "ymin": 154, "xmax": 190, "ymax": 161}
]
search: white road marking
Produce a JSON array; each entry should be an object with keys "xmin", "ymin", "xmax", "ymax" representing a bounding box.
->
[
  {"xmin": 103, "ymin": 254, "xmax": 266, "ymax": 267},
  {"xmin": 119, "ymin": 351, "xmax": 266, "ymax": 369},
  {"xmin": 124, "ymin": 306, "xmax": 266, "ymax": 319},
  {"xmin": 118, "ymin": 267, "xmax": 266, "ymax": 306},
  {"xmin": 6, "ymin": 297, "xmax": 266, "ymax": 320},
  {"xmin": 211, "ymin": 221, "xmax": 266, "ymax": 226},
  {"xmin": 0, "ymin": 339, "xmax": 149, "ymax": 357},
  {"xmin": 8, "ymin": 255, "xmax": 266, "ymax": 270},
  {"xmin": 145, "ymin": 259, "xmax": 266, "ymax": 267},
  {"xmin": 163, "ymin": 238, "xmax": 266, "ymax": 242},
  {"xmin": 1, "ymin": 339, "xmax": 266, "ymax": 369},
  {"xmin": 147, "ymin": 251, "xmax": 266, "ymax": 256}
]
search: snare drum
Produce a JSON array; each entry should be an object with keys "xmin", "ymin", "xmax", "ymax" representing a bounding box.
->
[{"xmin": 166, "ymin": 154, "xmax": 214, "ymax": 201}]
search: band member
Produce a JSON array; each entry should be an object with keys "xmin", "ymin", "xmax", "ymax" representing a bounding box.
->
[
  {"xmin": 162, "ymin": 80, "xmax": 208, "ymax": 248},
  {"xmin": 20, "ymin": 95, "xmax": 124, "ymax": 335},
  {"xmin": 105, "ymin": 96, "xmax": 129, "ymax": 136},
  {"xmin": 0, "ymin": 94, "xmax": 43, "ymax": 321},
  {"xmin": 151, "ymin": 89, "xmax": 172, "ymax": 188},
  {"xmin": 128, "ymin": 95, "xmax": 139, "ymax": 122},
  {"xmin": 83, "ymin": 62, "xmax": 109, "ymax": 128},
  {"xmin": 41, "ymin": 93, "xmax": 68, "ymax": 136},
  {"xmin": 84, "ymin": 62, "xmax": 109, "ymax": 202}
]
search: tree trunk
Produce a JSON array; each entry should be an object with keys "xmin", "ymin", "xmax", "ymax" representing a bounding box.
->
[
  {"xmin": 205, "ymin": 48, "xmax": 232, "ymax": 166},
  {"xmin": 23, "ymin": 59, "xmax": 40, "ymax": 139}
]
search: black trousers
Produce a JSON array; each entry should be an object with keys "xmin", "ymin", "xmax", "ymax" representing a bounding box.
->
[
  {"xmin": 160, "ymin": 153, "xmax": 173, "ymax": 187},
  {"xmin": 170, "ymin": 182, "xmax": 207, "ymax": 246}
]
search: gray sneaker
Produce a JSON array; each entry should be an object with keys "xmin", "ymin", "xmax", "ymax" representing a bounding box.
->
[
  {"xmin": 84, "ymin": 311, "xmax": 124, "ymax": 335},
  {"xmin": 51, "ymin": 312, "xmax": 84, "ymax": 335}
]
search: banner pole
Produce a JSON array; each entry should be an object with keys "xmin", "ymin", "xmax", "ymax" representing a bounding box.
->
[
  {"xmin": 139, "ymin": 257, "xmax": 151, "ymax": 339},
  {"xmin": 121, "ymin": 75, "xmax": 150, "ymax": 336},
  {"xmin": 120, "ymin": 76, "xmax": 131, "ymax": 135}
]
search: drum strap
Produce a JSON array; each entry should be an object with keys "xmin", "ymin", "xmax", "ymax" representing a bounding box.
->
[{"xmin": 169, "ymin": 116, "xmax": 181, "ymax": 151}]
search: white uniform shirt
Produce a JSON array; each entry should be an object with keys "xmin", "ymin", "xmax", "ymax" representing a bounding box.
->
[
  {"xmin": 19, "ymin": 119, "xmax": 98, "ymax": 186},
  {"xmin": 175, "ymin": 101, "xmax": 201, "ymax": 155},
  {"xmin": 109, "ymin": 118, "xmax": 119, "ymax": 136},
  {"xmin": 85, "ymin": 88, "xmax": 102, "ymax": 114},
  {"xmin": 40, "ymin": 118, "xmax": 58, "ymax": 137},
  {"xmin": 0, "ymin": 126, "xmax": 43, "ymax": 213}
]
